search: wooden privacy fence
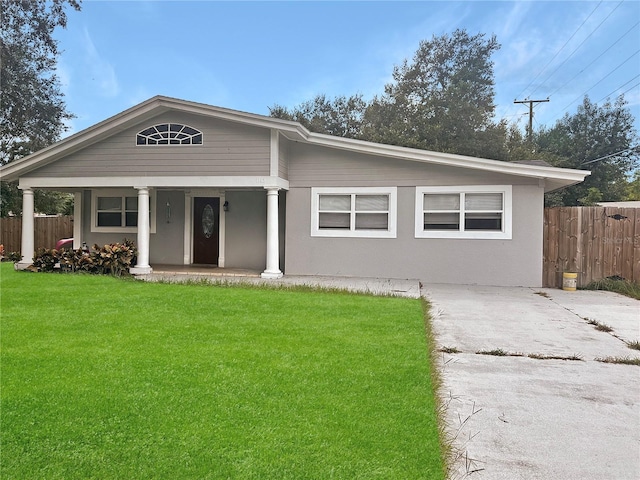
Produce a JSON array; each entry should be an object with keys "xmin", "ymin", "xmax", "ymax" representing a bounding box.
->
[
  {"xmin": 0, "ymin": 216, "xmax": 73, "ymax": 254},
  {"xmin": 543, "ymin": 207, "xmax": 640, "ymax": 287}
]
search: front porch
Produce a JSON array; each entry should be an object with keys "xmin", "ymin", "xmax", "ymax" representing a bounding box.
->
[{"xmin": 16, "ymin": 186, "xmax": 286, "ymax": 279}]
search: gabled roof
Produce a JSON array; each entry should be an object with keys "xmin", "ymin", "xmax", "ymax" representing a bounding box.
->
[{"xmin": 0, "ymin": 95, "xmax": 589, "ymax": 191}]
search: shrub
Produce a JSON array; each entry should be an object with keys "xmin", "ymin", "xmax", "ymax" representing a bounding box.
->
[
  {"xmin": 583, "ymin": 277, "xmax": 640, "ymax": 300},
  {"xmin": 5, "ymin": 251, "xmax": 22, "ymax": 263},
  {"xmin": 29, "ymin": 248, "xmax": 60, "ymax": 272},
  {"xmin": 91, "ymin": 239, "xmax": 136, "ymax": 276},
  {"xmin": 29, "ymin": 240, "xmax": 138, "ymax": 276}
]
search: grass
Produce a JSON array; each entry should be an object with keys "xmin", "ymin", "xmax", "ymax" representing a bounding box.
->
[
  {"xmin": 0, "ymin": 263, "xmax": 445, "ymax": 479},
  {"xmin": 476, "ymin": 349, "xmax": 583, "ymax": 361},
  {"xmin": 585, "ymin": 317, "xmax": 615, "ymax": 333},
  {"xmin": 439, "ymin": 346, "xmax": 461, "ymax": 354},
  {"xmin": 527, "ymin": 353, "xmax": 583, "ymax": 361},
  {"xmin": 582, "ymin": 278, "xmax": 640, "ymax": 300},
  {"xmin": 475, "ymin": 348, "xmax": 516, "ymax": 357},
  {"xmin": 595, "ymin": 356, "xmax": 640, "ymax": 366},
  {"xmin": 626, "ymin": 340, "xmax": 640, "ymax": 351}
]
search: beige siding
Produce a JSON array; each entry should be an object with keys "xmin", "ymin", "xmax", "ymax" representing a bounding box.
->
[
  {"xmin": 278, "ymin": 137, "xmax": 290, "ymax": 180},
  {"xmin": 288, "ymin": 142, "xmax": 538, "ymax": 187},
  {"xmin": 28, "ymin": 112, "xmax": 270, "ymax": 178}
]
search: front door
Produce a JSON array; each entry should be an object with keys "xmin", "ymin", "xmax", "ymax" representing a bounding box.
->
[{"xmin": 193, "ymin": 197, "xmax": 220, "ymax": 265}]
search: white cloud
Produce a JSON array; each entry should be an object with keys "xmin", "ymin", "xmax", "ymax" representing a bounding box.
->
[{"xmin": 82, "ymin": 27, "xmax": 119, "ymax": 98}]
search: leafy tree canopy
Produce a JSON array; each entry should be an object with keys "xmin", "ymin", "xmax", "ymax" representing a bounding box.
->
[
  {"xmin": 363, "ymin": 29, "xmax": 506, "ymax": 158},
  {"xmin": 0, "ymin": 0, "xmax": 81, "ymax": 215},
  {"xmin": 536, "ymin": 96, "xmax": 638, "ymax": 206},
  {"xmin": 270, "ymin": 94, "xmax": 367, "ymax": 139},
  {"xmin": 271, "ymin": 29, "xmax": 638, "ymax": 206}
]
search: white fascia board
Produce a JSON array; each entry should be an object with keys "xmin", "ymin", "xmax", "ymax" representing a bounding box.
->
[
  {"xmin": 19, "ymin": 176, "xmax": 290, "ymax": 190},
  {"xmin": 154, "ymin": 96, "xmax": 308, "ymax": 140},
  {"xmin": 0, "ymin": 96, "xmax": 308, "ymax": 182},
  {"xmin": 303, "ymin": 132, "xmax": 590, "ymax": 189},
  {"xmin": 0, "ymin": 100, "xmax": 169, "ymax": 182}
]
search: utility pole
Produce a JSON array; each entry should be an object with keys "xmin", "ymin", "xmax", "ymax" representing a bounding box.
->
[{"xmin": 513, "ymin": 98, "xmax": 549, "ymax": 142}]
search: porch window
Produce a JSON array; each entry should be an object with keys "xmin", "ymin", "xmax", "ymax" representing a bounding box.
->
[
  {"xmin": 415, "ymin": 186, "xmax": 512, "ymax": 239},
  {"xmin": 91, "ymin": 190, "xmax": 156, "ymax": 233},
  {"xmin": 136, "ymin": 124, "xmax": 203, "ymax": 145},
  {"xmin": 311, "ymin": 187, "xmax": 397, "ymax": 238}
]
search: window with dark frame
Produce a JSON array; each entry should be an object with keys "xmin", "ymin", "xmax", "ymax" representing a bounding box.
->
[{"xmin": 96, "ymin": 195, "xmax": 151, "ymax": 228}]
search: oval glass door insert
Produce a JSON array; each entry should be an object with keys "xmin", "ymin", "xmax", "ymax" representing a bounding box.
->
[{"xmin": 202, "ymin": 204, "xmax": 215, "ymax": 238}]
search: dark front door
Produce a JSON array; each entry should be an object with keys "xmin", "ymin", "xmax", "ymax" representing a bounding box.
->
[{"xmin": 193, "ymin": 197, "xmax": 220, "ymax": 265}]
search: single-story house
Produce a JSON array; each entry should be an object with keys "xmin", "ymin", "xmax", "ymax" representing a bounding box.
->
[{"xmin": 0, "ymin": 96, "xmax": 589, "ymax": 286}]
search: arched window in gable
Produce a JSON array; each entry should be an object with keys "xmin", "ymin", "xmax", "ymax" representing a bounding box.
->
[{"xmin": 136, "ymin": 123, "xmax": 203, "ymax": 145}]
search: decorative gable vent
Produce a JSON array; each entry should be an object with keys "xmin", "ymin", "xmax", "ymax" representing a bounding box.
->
[{"xmin": 136, "ymin": 123, "xmax": 203, "ymax": 145}]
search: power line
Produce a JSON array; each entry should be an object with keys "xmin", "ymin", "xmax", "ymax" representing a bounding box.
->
[
  {"xmin": 560, "ymin": 49, "xmax": 640, "ymax": 113},
  {"xmin": 528, "ymin": 1, "xmax": 624, "ymax": 99},
  {"xmin": 546, "ymin": 20, "xmax": 639, "ymax": 100},
  {"xmin": 514, "ymin": 1, "xmax": 603, "ymax": 101},
  {"xmin": 619, "ymin": 81, "xmax": 640, "ymax": 98},
  {"xmin": 581, "ymin": 146, "xmax": 640, "ymax": 166},
  {"xmin": 596, "ymin": 74, "xmax": 640, "ymax": 103}
]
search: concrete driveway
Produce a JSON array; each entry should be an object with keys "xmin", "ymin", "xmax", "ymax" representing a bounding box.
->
[{"xmin": 423, "ymin": 284, "xmax": 640, "ymax": 480}]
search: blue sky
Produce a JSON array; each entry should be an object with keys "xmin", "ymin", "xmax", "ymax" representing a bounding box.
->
[{"xmin": 55, "ymin": 0, "xmax": 640, "ymax": 139}]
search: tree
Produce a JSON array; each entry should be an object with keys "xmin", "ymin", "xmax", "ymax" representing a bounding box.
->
[
  {"xmin": 536, "ymin": 95, "xmax": 638, "ymax": 206},
  {"xmin": 270, "ymin": 30, "xmax": 507, "ymax": 159},
  {"xmin": 270, "ymin": 94, "xmax": 367, "ymax": 138},
  {"xmin": 362, "ymin": 29, "xmax": 505, "ymax": 158},
  {"xmin": 624, "ymin": 170, "xmax": 640, "ymax": 201},
  {"xmin": 0, "ymin": 0, "xmax": 81, "ymax": 216}
]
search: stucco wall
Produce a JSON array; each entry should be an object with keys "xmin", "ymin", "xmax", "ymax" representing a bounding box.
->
[
  {"xmin": 81, "ymin": 189, "xmax": 284, "ymax": 271},
  {"xmin": 208, "ymin": 189, "xmax": 285, "ymax": 272},
  {"xmin": 284, "ymin": 185, "xmax": 544, "ymax": 286},
  {"xmin": 288, "ymin": 142, "xmax": 539, "ymax": 187},
  {"xmin": 80, "ymin": 189, "xmax": 184, "ymax": 264}
]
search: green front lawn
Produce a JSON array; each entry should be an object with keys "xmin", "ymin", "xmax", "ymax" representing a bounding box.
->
[{"xmin": 1, "ymin": 263, "xmax": 445, "ymax": 479}]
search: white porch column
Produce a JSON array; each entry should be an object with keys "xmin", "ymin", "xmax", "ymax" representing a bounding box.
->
[
  {"xmin": 16, "ymin": 188, "xmax": 35, "ymax": 270},
  {"xmin": 261, "ymin": 187, "xmax": 283, "ymax": 279},
  {"xmin": 130, "ymin": 187, "xmax": 153, "ymax": 275},
  {"xmin": 73, "ymin": 191, "xmax": 82, "ymax": 249}
]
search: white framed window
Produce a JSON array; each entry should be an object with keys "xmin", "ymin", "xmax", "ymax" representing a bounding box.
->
[
  {"xmin": 311, "ymin": 187, "xmax": 397, "ymax": 238},
  {"xmin": 91, "ymin": 189, "xmax": 157, "ymax": 233},
  {"xmin": 415, "ymin": 186, "xmax": 512, "ymax": 239}
]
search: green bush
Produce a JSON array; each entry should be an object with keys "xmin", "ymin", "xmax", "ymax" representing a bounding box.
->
[
  {"xmin": 5, "ymin": 252, "xmax": 22, "ymax": 263},
  {"xmin": 583, "ymin": 276, "xmax": 640, "ymax": 300}
]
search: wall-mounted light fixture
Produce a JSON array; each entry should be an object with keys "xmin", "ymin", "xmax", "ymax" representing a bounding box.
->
[
  {"xmin": 223, "ymin": 200, "xmax": 229, "ymax": 212},
  {"xmin": 166, "ymin": 200, "xmax": 171, "ymax": 223}
]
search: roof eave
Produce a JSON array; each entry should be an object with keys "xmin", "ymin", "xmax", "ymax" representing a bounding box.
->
[
  {"xmin": 0, "ymin": 95, "xmax": 590, "ymax": 191},
  {"xmin": 305, "ymin": 132, "xmax": 590, "ymax": 191},
  {"xmin": 0, "ymin": 95, "xmax": 309, "ymax": 182}
]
